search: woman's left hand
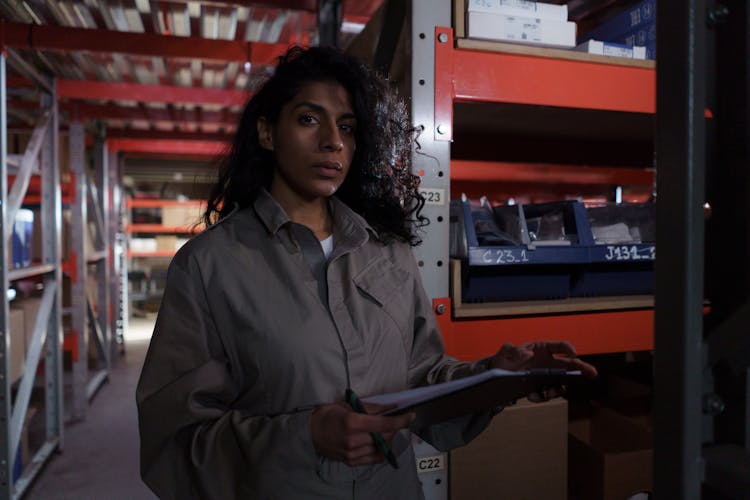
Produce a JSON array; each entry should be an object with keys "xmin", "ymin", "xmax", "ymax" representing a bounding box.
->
[{"xmin": 488, "ymin": 341, "xmax": 598, "ymax": 402}]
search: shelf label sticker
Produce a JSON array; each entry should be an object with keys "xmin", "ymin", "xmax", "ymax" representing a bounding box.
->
[
  {"xmin": 416, "ymin": 454, "xmax": 445, "ymax": 473},
  {"xmin": 481, "ymin": 248, "xmax": 531, "ymax": 265},
  {"xmin": 604, "ymin": 245, "xmax": 655, "ymax": 261},
  {"xmin": 419, "ymin": 188, "xmax": 446, "ymax": 206}
]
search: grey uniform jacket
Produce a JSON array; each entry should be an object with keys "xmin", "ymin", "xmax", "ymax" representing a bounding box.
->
[{"xmin": 136, "ymin": 190, "xmax": 492, "ymax": 499}]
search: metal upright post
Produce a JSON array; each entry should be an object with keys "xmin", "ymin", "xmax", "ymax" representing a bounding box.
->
[
  {"xmin": 410, "ymin": 0, "xmax": 451, "ymax": 300},
  {"xmin": 654, "ymin": 0, "xmax": 707, "ymax": 498},
  {"xmin": 94, "ymin": 137, "xmax": 110, "ymax": 371},
  {"xmin": 409, "ymin": 1, "xmax": 452, "ymax": 498},
  {"xmin": 108, "ymin": 150, "xmax": 123, "ymax": 358},
  {"xmin": 0, "ymin": 52, "xmax": 14, "ymax": 500},
  {"xmin": 68, "ymin": 122, "xmax": 88, "ymax": 420},
  {"xmin": 39, "ymin": 77, "xmax": 64, "ymax": 454}
]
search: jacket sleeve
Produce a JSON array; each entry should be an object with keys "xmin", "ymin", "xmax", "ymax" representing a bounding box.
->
[
  {"xmin": 401, "ymin": 248, "xmax": 497, "ymax": 451},
  {"xmin": 135, "ymin": 251, "xmax": 317, "ymax": 499}
]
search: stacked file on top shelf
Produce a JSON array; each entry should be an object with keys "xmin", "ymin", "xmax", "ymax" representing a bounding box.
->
[
  {"xmin": 578, "ymin": 0, "xmax": 656, "ymax": 59},
  {"xmin": 574, "ymin": 40, "xmax": 647, "ymax": 60},
  {"xmin": 466, "ymin": 0, "xmax": 577, "ymax": 49}
]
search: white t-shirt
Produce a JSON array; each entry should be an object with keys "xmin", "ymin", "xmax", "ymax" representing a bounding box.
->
[{"xmin": 320, "ymin": 234, "xmax": 333, "ymax": 259}]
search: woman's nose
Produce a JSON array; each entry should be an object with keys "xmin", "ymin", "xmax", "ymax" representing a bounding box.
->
[{"xmin": 320, "ymin": 124, "xmax": 344, "ymax": 151}]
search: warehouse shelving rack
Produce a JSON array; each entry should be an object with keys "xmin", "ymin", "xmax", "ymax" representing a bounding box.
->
[
  {"xmin": 125, "ymin": 198, "xmax": 204, "ymax": 312},
  {"xmin": 0, "ymin": 52, "xmax": 63, "ymax": 499},
  {"xmin": 411, "ymin": 13, "xmax": 657, "ymax": 363},
  {"xmin": 406, "ymin": 1, "xmax": 658, "ymax": 497}
]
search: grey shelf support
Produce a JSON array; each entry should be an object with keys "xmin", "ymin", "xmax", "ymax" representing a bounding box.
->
[
  {"xmin": 39, "ymin": 72, "xmax": 64, "ymax": 478},
  {"xmin": 409, "ymin": 1, "xmax": 452, "ymax": 499},
  {"xmin": 68, "ymin": 122, "xmax": 89, "ymax": 420},
  {"xmin": 654, "ymin": 0, "xmax": 707, "ymax": 498},
  {"xmin": 0, "ymin": 52, "xmax": 64, "ymax": 499},
  {"xmin": 93, "ymin": 135, "xmax": 111, "ymax": 372},
  {"xmin": 410, "ymin": 0, "xmax": 451, "ymax": 300},
  {"xmin": 0, "ymin": 51, "xmax": 13, "ymax": 500},
  {"xmin": 109, "ymin": 150, "xmax": 125, "ymax": 354}
]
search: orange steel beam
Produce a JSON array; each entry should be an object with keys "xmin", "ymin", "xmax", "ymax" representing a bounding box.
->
[
  {"xmin": 106, "ymin": 129, "xmax": 233, "ymax": 142},
  {"xmin": 433, "ymin": 298, "xmax": 653, "ymax": 360},
  {"xmin": 451, "ymin": 161, "xmax": 655, "ymax": 186},
  {"xmin": 127, "ymin": 199, "xmax": 205, "ymax": 208},
  {"xmin": 434, "ymin": 27, "xmax": 656, "ymax": 119},
  {"xmin": 127, "ymin": 224, "xmax": 202, "ymax": 233},
  {"xmin": 57, "ymin": 80, "xmax": 249, "ymax": 106},
  {"xmin": 10, "ymin": 99, "xmax": 241, "ymax": 125},
  {"xmin": 107, "ymin": 138, "xmax": 227, "ymax": 156},
  {"xmin": 62, "ymin": 102, "xmax": 241, "ymax": 125},
  {"xmin": 127, "ymin": 250, "xmax": 177, "ymax": 258},
  {"xmin": 0, "ymin": 21, "xmax": 289, "ymax": 64}
]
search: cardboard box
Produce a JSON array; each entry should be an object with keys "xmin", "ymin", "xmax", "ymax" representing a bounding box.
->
[
  {"xmin": 8, "ymin": 308, "xmax": 26, "ymax": 384},
  {"xmin": 568, "ymin": 407, "xmax": 652, "ymax": 500},
  {"xmin": 602, "ymin": 375, "xmax": 653, "ymax": 430},
  {"xmin": 450, "ymin": 397, "xmax": 567, "ymax": 500},
  {"xmin": 161, "ymin": 205, "xmax": 200, "ymax": 228},
  {"xmin": 155, "ymin": 235, "xmax": 178, "ymax": 252},
  {"xmin": 130, "ymin": 238, "xmax": 157, "ymax": 253},
  {"xmin": 11, "ymin": 297, "xmax": 42, "ymax": 353}
]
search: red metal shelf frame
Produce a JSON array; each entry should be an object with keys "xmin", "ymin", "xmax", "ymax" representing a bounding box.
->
[
  {"xmin": 451, "ymin": 160, "xmax": 655, "ymax": 185},
  {"xmin": 128, "ymin": 250, "xmax": 176, "ymax": 258},
  {"xmin": 126, "ymin": 199, "xmax": 205, "ymax": 209},
  {"xmin": 432, "ymin": 27, "xmax": 656, "ymax": 355},
  {"xmin": 127, "ymin": 224, "xmax": 202, "ymax": 234},
  {"xmin": 434, "ymin": 299, "xmax": 653, "ymax": 359},
  {"xmin": 433, "ymin": 27, "xmax": 656, "ymax": 143}
]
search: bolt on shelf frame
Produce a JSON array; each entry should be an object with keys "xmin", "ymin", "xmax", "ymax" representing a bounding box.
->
[{"xmin": 0, "ymin": 51, "xmax": 64, "ymax": 500}]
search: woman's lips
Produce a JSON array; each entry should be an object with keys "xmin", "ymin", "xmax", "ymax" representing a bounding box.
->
[{"xmin": 312, "ymin": 161, "xmax": 343, "ymax": 178}]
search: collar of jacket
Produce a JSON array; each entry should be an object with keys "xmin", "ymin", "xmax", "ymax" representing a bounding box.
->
[{"xmin": 252, "ymin": 188, "xmax": 379, "ymax": 254}]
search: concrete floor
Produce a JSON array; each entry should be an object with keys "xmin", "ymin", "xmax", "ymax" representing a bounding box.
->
[{"xmin": 26, "ymin": 318, "xmax": 157, "ymax": 500}]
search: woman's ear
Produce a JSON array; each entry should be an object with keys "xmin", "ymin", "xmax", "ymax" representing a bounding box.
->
[{"xmin": 257, "ymin": 117, "xmax": 274, "ymax": 151}]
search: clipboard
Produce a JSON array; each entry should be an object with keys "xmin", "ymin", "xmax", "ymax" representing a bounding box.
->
[{"xmin": 361, "ymin": 368, "xmax": 583, "ymax": 428}]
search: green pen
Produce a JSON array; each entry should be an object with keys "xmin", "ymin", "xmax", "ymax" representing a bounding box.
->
[{"xmin": 345, "ymin": 388, "xmax": 399, "ymax": 469}]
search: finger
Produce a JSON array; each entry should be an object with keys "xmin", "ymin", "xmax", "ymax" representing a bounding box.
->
[
  {"xmin": 500, "ymin": 343, "xmax": 534, "ymax": 361},
  {"xmin": 338, "ymin": 430, "xmax": 376, "ymax": 451},
  {"xmin": 343, "ymin": 443, "xmax": 380, "ymax": 464},
  {"xmin": 494, "ymin": 343, "xmax": 534, "ymax": 370},
  {"xmin": 347, "ymin": 449, "xmax": 386, "ymax": 466},
  {"xmin": 572, "ymin": 358, "xmax": 598, "ymax": 378},
  {"xmin": 547, "ymin": 356, "xmax": 598, "ymax": 378},
  {"xmin": 361, "ymin": 401, "xmax": 398, "ymax": 415},
  {"xmin": 527, "ymin": 391, "xmax": 543, "ymax": 403},
  {"xmin": 527, "ymin": 386, "xmax": 562, "ymax": 403},
  {"xmin": 538, "ymin": 340, "xmax": 578, "ymax": 357},
  {"xmin": 352, "ymin": 412, "xmax": 415, "ymax": 434}
]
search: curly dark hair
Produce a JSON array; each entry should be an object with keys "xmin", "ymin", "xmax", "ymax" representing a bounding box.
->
[{"xmin": 203, "ymin": 45, "xmax": 427, "ymax": 245}]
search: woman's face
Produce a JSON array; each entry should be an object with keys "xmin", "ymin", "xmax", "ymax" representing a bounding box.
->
[{"xmin": 258, "ymin": 80, "xmax": 357, "ymax": 204}]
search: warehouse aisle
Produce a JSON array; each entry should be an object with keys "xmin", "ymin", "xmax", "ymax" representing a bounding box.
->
[{"xmin": 27, "ymin": 319, "xmax": 156, "ymax": 500}]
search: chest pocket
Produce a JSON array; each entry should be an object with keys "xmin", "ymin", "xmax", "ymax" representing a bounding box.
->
[{"xmin": 352, "ymin": 257, "xmax": 412, "ymax": 337}]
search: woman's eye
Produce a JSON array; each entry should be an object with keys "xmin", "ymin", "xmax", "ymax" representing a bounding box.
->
[
  {"xmin": 339, "ymin": 123, "xmax": 355, "ymax": 134},
  {"xmin": 299, "ymin": 114, "xmax": 318, "ymax": 125}
]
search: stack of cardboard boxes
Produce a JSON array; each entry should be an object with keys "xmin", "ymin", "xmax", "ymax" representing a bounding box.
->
[{"xmin": 450, "ymin": 397, "xmax": 568, "ymax": 499}]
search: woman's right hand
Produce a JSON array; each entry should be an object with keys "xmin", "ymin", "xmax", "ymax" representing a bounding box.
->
[{"xmin": 309, "ymin": 403, "xmax": 415, "ymax": 466}]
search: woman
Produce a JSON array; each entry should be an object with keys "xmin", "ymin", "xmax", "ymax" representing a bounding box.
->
[{"xmin": 136, "ymin": 46, "xmax": 596, "ymax": 499}]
